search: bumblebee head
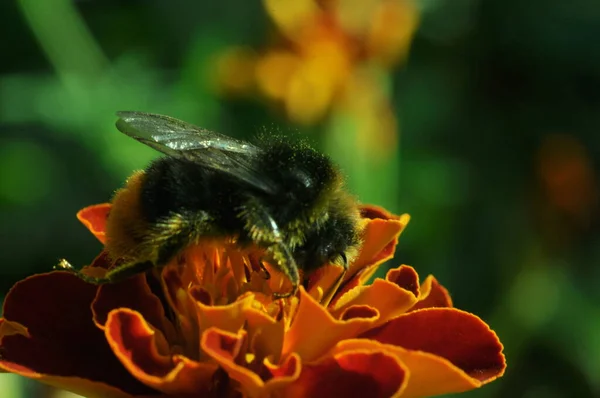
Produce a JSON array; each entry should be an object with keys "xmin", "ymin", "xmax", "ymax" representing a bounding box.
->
[
  {"xmin": 259, "ymin": 141, "xmax": 342, "ymax": 219},
  {"xmin": 292, "ymin": 204, "xmax": 361, "ymax": 273}
]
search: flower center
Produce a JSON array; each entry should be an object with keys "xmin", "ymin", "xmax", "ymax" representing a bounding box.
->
[{"xmin": 156, "ymin": 242, "xmax": 299, "ymax": 362}]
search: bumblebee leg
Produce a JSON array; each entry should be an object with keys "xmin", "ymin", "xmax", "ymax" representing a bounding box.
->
[
  {"xmin": 153, "ymin": 210, "xmax": 214, "ymax": 264},
  {"xmin": 103, "ymin": 260, "xmax": 156, "ymax": 283},
  {"xmin": 260, "ymin": 242, "xmax": 299, "ymax": 299},
  {"xmin": 271, "ymin": 248, "xmax": 299, "ymax": 299},
  {"xmin": 57, "ymin": 258, "xmax": 155, "ymax": 285},
  {"xmin": 58, "ymin": 211, "xmax": 213, "ymax": 286},
  {"xmin": 239, "ymin": 197, "xmax": 299, "ymax": 299}
]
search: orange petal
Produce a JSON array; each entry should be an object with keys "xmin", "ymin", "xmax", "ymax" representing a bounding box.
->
[
  {"xmin": 366, "ymin": 0, "xmax": 419, "ymax": 66},
  {"xmin": 360, "ymin": 308, "xmax": 506, "ymax": 384},
  {"xmin": 195, "ymin": 293, "xmax": 255, "ymax": 336},
  {"xmin": 0, "ymin": 318, "xmax": 29, "ymax": 340},
  {"xmin": 284, "ymin": 340, "xmax": 408, "ymax": 398},
  {"xmin": 331, "ymin": 278, "xmax": 417, "ymax": 327},
  {"xmin": 0, "ymin": 272, "xmax": 155, "ymax": 395},
  {"xmin": 284, "ymin": 52, "xmax": 343, "ymax": 124},
  {"xmin": 77, "ymin": 203, "xmax": 111, "ymax": 243},
  {"xmin": 334, "ymin": 339, "xmax": 485, "ymax": 398},
  {"xmin": 255, "ymin": 50, "xmax": 300, "ymax": 100},
  {"xmin": 105, "ymin": 308, "xmax": 217, "ymax": 394},
  {"xmin": 309, "ymin": 206, "xmax": 409, "ymax": 301},
  {"xmin": 348, "ymin": 210, "xmax": 409, "ymax": 283},
  {"xmin": 334, "ymin": 0, "xmax": 380, "ymax": 36},
  {"xmin": 212, "ymin": 46, "xmax": 258, "ymax": 96},
  {"xmin": 244, "ymin": 306, "xmax": 285, "ymax": 364},
  {"xmin": 391, "ymin": 347, "xmax": 485, "ymax": 397},
  {"xmin": 202, "ymin": 327, "xmax": 301, "ymax": 396},
  {"xmin": 283, "ymin": 287, "xmax": 376, "ymax": 362},
  {"xmin": 262, "ymin": 353, "xmax": 302, "ymax": 394},
  {"xmin": 263, "ymin": 0, "xmax": 319, "ymax": 41},
  {"xmin": 305, "ymin": 263, "xmax": 343, "ymax": 301},
  {"xmin": 412, "ymin": 275, "xmax": 453, "ymax": 310},
  {"xmin": 386, "ymin": 265, "xmax": 420, "ymax": 297},
  {"xmin": 200, "ymin": 327, "xmax": 264, "ymax": 397}
]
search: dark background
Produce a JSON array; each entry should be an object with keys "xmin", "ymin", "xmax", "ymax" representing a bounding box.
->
[{"xmin": 1, "ymin": 1, "xmax": 599, "ymax": 397}]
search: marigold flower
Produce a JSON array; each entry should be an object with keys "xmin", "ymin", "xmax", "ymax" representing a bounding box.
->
[
  {"xmin": 214, "ymin": 0, "xmax": 418, "ymax": 137},
  {"xmin": 0, "ymin": 204, "xmax": 505, "ymax": 397}
]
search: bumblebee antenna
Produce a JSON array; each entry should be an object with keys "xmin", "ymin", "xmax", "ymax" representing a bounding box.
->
[{"xmin": 320, "ymin": 252, "xmax": 349, "ymax": 307}]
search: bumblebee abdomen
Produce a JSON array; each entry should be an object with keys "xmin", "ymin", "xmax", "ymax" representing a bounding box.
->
[
  {"xmin": 106, "ymin": 162, "xmax": 234, "ymax": 265},
  {"xmin": 105, "ymin": 170, "xmax": 155, "ymax": 261},
  {"xmin": 139, "ymin": 158, "xmax": 244, "ymax": 229}
]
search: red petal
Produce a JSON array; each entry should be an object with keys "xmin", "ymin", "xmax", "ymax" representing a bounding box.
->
[
  {"xmin": 339, "ymin": 305, "xmax": 379, "ymax": 321},
  {"xmin": 260, "ymin": 353, "xmax": 303, "ymax": 396},
  {"xmin": 359, "ymin": 204, "xmax": 396, "ymax": 221},
  {"xmin": 0, "ymin": 272, "xmax": 155, "ymax": 395},
  {"xmin": 360, "ymin": 308, "xmax": 506, "ymax": 382},
  {"xmin": 334, "ymin": 339, "xmax": 487, "ymax": 397},
  {"xmin": 201, "ymin": 327, "xmax": 264, "ymax": 397},
  {"xmin": 105, "ymin": 308, "xmax": 216, "ymax": 394},
  {"xmin": 92, "ymin": 274, "xmax": 174, "ymax": 342},
  {"xmin": 386, "ymin": 265, "xmax": 420, "ymax": 297},
  {"xmin": 77, "ymin": 203, "xmax": 111, "ymax": 243},
  {"xmin": 412, "ymin": 275, "xmax": 453, "ymax": 310},
  {"xmin": 284, "ymin": 345, "xmax": 407, "ymax": 398},
  {"xmin": 265, "ymin": 353, "xmax": 300, "ymax": 380}
]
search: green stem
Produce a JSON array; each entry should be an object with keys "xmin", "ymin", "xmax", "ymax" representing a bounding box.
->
[{"xmin": 17, "ymin": 0, "xmax": 108, "ymax": 83}]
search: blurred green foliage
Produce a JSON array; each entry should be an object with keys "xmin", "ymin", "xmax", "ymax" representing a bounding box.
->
[{"xmin": 1, "ymin": 0, "xmax": 600, "ymax": 397}]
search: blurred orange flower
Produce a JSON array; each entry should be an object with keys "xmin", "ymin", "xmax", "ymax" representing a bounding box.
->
[
  {"xmin": 537, "ymin": 134, "xmax": 598, "ymax": 224},
  {"xmin": 213, "ymin": 0, "xmax": 418, "ymax": 154},
  {"xmin": 0, "ymin": 204, "xmax": 505, "ymax": 398}
]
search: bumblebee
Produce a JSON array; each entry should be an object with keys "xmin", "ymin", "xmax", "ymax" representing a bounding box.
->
[{"xmin": 62, "ymin": 111, "xmax": 361, "ymax": 298}]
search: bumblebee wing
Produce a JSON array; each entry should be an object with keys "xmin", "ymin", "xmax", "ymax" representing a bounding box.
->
[
  {"xmin": 116, "ymin": 111, "xmax": 259, "ymax": 155},
  {"xmin": 115, "ymin": 111, "xmax": 276, "ymax": 193}
]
